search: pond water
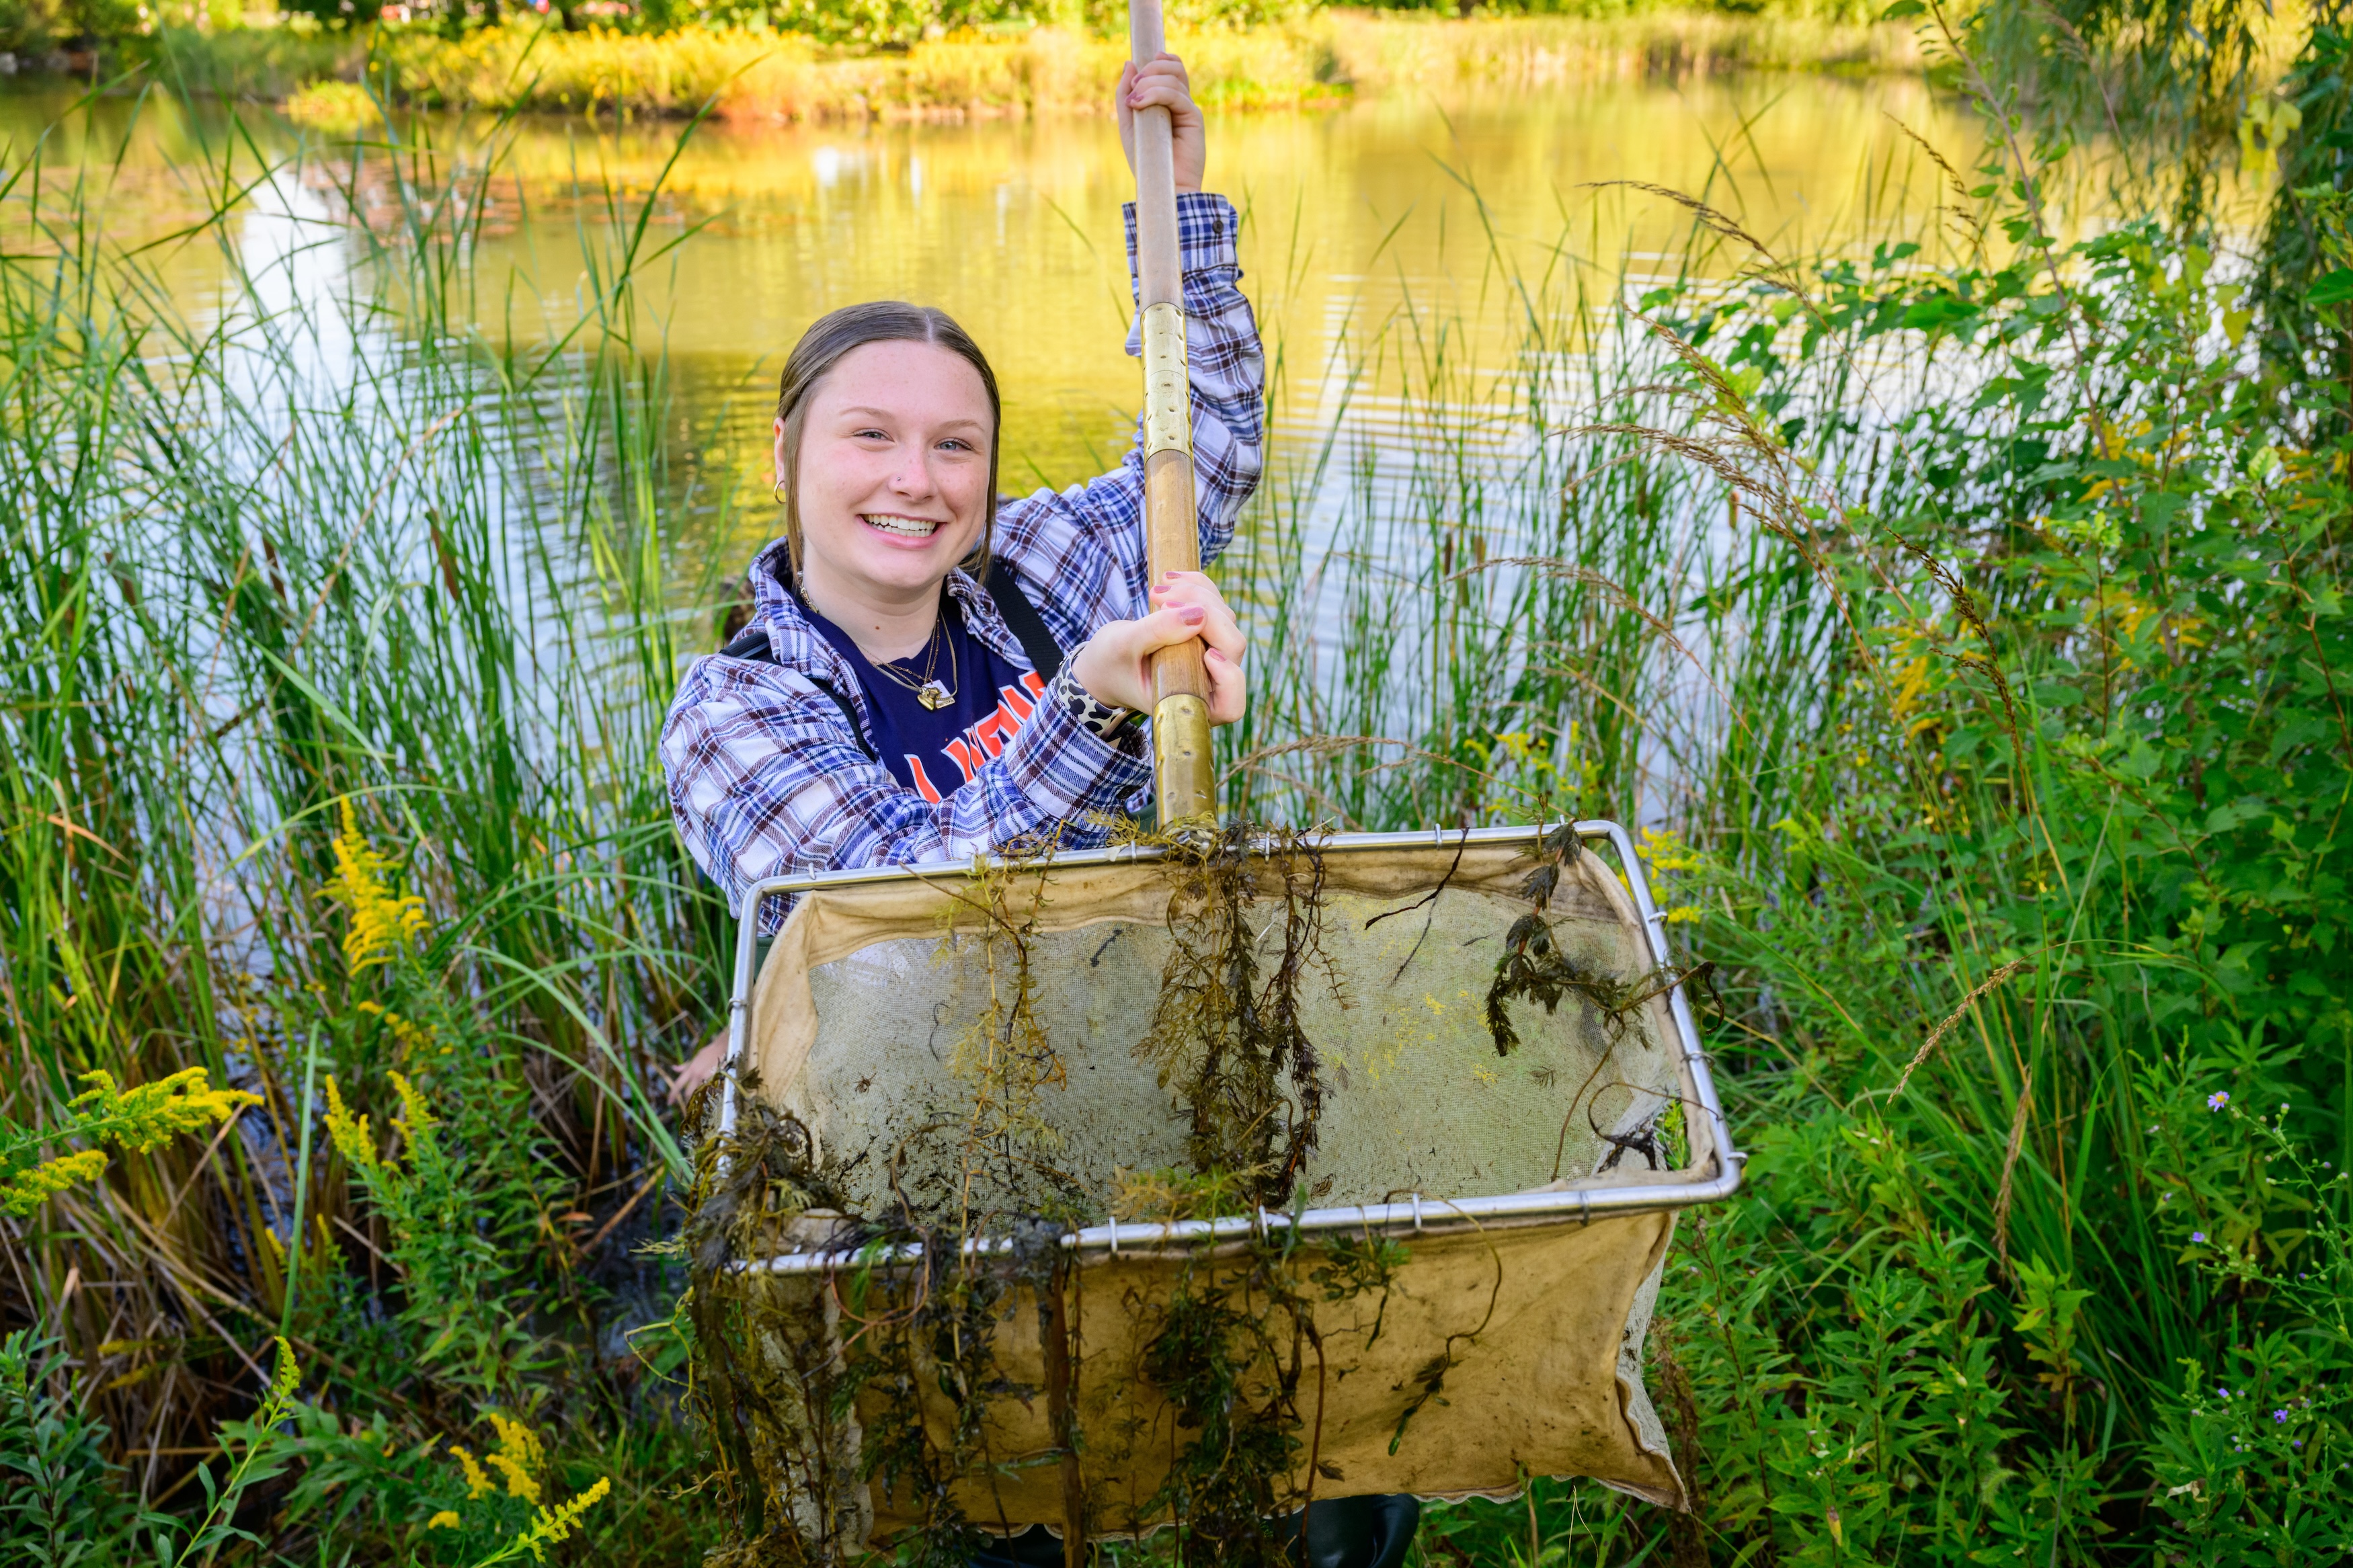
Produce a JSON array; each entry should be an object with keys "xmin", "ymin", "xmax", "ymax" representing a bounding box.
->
[
  {"xmin": 489, "ymin": 73, "xmax": 1982, "ymax": 494},
  {"xmin": 1, "ymin": 69, "xmax": 1984, "ymax": 542}
]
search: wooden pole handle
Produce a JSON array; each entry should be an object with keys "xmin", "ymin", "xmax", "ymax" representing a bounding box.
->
[{"xmin": 1129, "ymin": 0, "xmax": 1215, "ymax": 829}]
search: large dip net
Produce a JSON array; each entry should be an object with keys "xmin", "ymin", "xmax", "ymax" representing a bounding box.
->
[{"xmin": 682, "ymin": 823, "xmax": 1740, "ymax": 1567}]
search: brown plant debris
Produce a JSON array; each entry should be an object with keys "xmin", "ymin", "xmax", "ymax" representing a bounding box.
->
[
  {"xmin": 1135, "ymin": 825, "xmax": 1346, "ymax": 1209},
  {"xmin": 1484, "ymin": 823, "xmax": 1703, "ymax": 1059}
]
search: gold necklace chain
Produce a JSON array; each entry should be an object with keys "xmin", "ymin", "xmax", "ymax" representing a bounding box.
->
[{"xmin": 867, "ymin": 614, "xmax": 959, "ymax": 711}]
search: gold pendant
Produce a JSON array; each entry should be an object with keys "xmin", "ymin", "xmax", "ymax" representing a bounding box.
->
[{"xmin": 917, "ymin": 682, "xmax": 951, "ymax": 711}]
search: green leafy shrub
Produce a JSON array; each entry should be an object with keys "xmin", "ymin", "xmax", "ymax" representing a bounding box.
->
[
  {"xmin": 2142, "ymin": 1091, "xmax": 2353, "ymax": 1557},
  {"xmin": 1, "ymin": 1333, "xmax": 307, "ymax": 1567},
  {"xmin": 0, "ymin": 1332, "xmax": 148, "ymax": 1567},
  {"xmin": 1581, "ymin": 78, "xmax": 2353, "ymax": 1559}
]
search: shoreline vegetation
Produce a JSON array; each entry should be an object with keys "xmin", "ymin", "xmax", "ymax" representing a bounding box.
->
[{"xmin": 49, "ymin": 9, "xmax": 1925, "ymax": 124}]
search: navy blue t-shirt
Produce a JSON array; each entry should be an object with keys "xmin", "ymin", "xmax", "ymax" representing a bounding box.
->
[{"xmin": 806, "ymin": 595, "xmax": 1048, "ymax": 804}]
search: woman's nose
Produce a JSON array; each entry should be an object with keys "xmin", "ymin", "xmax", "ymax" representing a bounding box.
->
[{"xmin": 889, "ymin": 444, "xmax": 934, "ymax": 495}]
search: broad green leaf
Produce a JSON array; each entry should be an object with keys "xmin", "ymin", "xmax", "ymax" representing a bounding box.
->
[{"xmin": 2307, "ymin": 268, "xmax": 2353, "ymax": 306}]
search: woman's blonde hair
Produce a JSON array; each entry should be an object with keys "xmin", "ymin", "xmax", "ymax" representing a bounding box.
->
[{"xmin": 772, "ymin": 301, "xmax": 1002, "ymax": 582}]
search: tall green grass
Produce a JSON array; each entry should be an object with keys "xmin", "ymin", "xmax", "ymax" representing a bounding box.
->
[{"xmin": 0, "ymin": 84, "xmax": 731, "ymax": 1554}]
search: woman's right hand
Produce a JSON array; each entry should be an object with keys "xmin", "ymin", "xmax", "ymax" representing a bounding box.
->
[{"xmin": 1070, "ymin": 570, "xmax": 1245, "ymax": 725}]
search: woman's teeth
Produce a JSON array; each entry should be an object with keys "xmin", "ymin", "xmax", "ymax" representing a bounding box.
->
[{"xmin": 863, "ymin": 514, "xmax": 941, "ymax": 538}]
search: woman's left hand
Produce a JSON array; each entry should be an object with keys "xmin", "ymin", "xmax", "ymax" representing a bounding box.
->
[
  {"xmin": 670, "ymin": 1032, "xmax": 725, "ymax": 1107},
  {"xmin": 1070, "ymin": 570, "xmax": 1246, "ymax": 725},
  {"xmin": 1117, "ymin": 52, "xmax": 1205, "ymax": 194}
]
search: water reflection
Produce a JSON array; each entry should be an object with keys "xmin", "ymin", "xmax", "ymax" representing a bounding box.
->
[
  {"xmin": 0, "ymin": 73, "xmax": 1980, "ymax": 451},
  {"xmin": 0, "ymin": 72, "xmax": 1988, "ymax": 594},
  {"xmin": 477, "ymin": 75, "xmax": 1980, "ymax": 496},
  {"xmin": 0, "ymin": 70, "xmax": 2027, "ymax": 825}
]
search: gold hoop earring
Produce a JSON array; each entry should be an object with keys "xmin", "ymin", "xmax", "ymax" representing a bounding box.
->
[{"xmin": 772, "ymin": 479, "xmax": 789, "ymax": 507}]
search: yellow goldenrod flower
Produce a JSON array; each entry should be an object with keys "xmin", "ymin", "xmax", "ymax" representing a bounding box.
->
[
  {"xmin": 388, "ymin": 1072, "xmax": 438, "ymax": 1145},
  {"xmin": 485, "ymin": 1450, "xmax": 541, "ymax": 1504},
  {"xmin": 481, "ymin": 1411, "xmax": 546, "ymax": 1503},
  {"xmin": 321, "ymin": 1077, "xmax": 378, "ymax": 1173},
  {"xmin": 1636, "ymin": 826, "xmax": 1704, "ymax": 873},
  {"xmin": 268, "ymin": 1337, "xmax": 299, "ymax": 1397},
  {"xmin": 63, "ymin": 1067, "xmax": 262, "ymax": 1155},
  {"xmin": 0, "ymin": 1150, "xmax": 110, "ymax": 1219},
  {"xmin": 322, "ymin": 798, "xmax": 427, "ymax": 973},
  {"xmin": 520, "ymin": 1476, "xmax": 611, "ymax": 1561},
  {"xmin": 355, "ymin": 1001, "xmax": 440, "ymax": 1059},
  {"xmin": 486, "ymin": 1411, "xmax": 545, "ymax": 1476},
  {"xmin": 427, "ymin": 1511, "xmax": 461, "ymax": 1530},
  {"xmin": 1888, "ymin": 653, "xmax": 1933, "ymax": 724},
  {"xmin": 1, "ymin": 1066, "xmax": 261, "ymax": 1218},
  {"xmin": 450, "ymin": 1444, "xmax": 496, "ymax": 1501}
]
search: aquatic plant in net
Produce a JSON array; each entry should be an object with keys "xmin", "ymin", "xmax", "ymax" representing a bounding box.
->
[
  {"xmin": 1135, "ymin": 825, "xmax": 1345, "ymax": 1207},
  {"xmin": 682, "ymin": 1090, "xmax": 869, "ymax": 1565}
]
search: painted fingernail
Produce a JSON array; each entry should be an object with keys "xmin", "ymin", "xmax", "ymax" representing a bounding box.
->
[{"xmin": 1179, "ymin": 606, "xmax": 1205, "ymax": 624}]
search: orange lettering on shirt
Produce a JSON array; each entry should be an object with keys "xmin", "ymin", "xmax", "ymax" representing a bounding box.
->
[
  {"xmin": 971, "ymin": 710, "xmax": 1012, "ymax": 759},
  {"xmin": 926, "ymin": 675, "xmax": 1048, "ymax": 790},
  {"xmin": 904, "ymin": 755, "xmax": 945, "ymax": 803}
]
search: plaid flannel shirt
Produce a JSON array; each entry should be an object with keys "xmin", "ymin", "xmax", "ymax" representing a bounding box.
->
[{"xmin": 661, "ymin": 192, "xmax": 1264, "ymax": 919}]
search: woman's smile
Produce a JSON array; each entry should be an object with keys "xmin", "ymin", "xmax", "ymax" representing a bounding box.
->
[{"xmin": 860, "ymin": 512, "xmax": 947, "ymax": 540}]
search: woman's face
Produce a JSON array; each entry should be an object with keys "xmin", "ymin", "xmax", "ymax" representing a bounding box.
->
[{"xmin": 781, "ymin": 339, "xmax": 994, "ymax": 607}]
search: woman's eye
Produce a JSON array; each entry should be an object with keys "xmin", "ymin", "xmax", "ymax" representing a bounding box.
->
[{"xmin": 853, "ymin": 428, "xmax": 889, "ymax": 441}]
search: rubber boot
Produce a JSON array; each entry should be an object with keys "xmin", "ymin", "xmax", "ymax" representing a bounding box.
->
[
  {"xmin": 968, "ymin": 1525, "xmax": 1072, "ymax": 1568},
  {"xmin": 1283, "ymin": 1493, "xmax": 1421, "ymax": 1568},
  {"xmin": 969, "ymin": 1494, "xmax": 1420, "ymax": 1568}
]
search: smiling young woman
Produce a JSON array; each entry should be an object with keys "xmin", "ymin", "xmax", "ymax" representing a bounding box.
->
[
  {"xmin": 655, "ymin": 57, "xmax": 1431, "ymax": 1568},
  {"xmin": 658, "ymin": 52, "xmax": 1262, "ymax": 1087}
]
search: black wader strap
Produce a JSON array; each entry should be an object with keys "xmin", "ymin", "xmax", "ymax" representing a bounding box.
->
[
  {"xmin": 717, "ymin": 560, "xmax": 1066, "ymax": 762},
  {"xmin": 981, "ymin": 559, "xmax": 1066, "ymax": 683}
]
